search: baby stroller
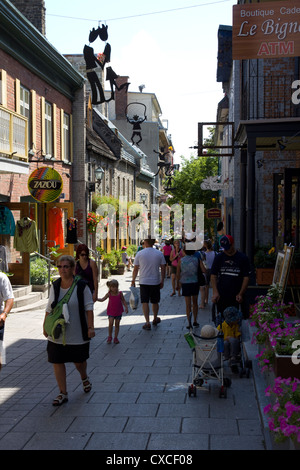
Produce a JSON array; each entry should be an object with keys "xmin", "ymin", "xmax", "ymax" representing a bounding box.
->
[
  {"xmin": 185, "ymin": 326, "xmax": 231, "ymax": 398},
  {"xmin": 216, "ymin": 306, "xmax": 252, "ymax": 378}
]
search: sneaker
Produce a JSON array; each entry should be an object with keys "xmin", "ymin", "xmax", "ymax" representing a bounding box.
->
[
  {"xmin": 114, "ymin": 337, "xmax": 119, "ymax": 344},
  {"xmin": 107, "ymin": 336, "xmax": 112, "ymax": 344}
]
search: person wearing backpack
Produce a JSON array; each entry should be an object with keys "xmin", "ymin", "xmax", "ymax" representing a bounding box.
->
[{"xmin": 43, "ymin": 255, "xmax": 95, "ymax": 406}]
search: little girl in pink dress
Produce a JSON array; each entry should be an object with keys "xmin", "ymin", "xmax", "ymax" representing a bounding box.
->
[{"xmin": 98, "ymin": 279, "xmax": 128, "ymax": 344}]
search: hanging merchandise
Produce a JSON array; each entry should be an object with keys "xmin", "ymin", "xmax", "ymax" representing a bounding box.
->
[
  {"xmin": 48, "ymin": 207, "xmax": 65, "ymax": 249},
  {"xmin": 66, "ymin": 217, "xmax": 78, "ymax": 244},
  {"xmin": 0, "ymin": 206, "xmax": 15, "ymax": 236},
  {"xmin": 14, "ymin": 217, "xmax": 39, "ymax": 253},
  {"xmin": 0, "ymin": 245, "xmax": 8, "ymax": 272}
]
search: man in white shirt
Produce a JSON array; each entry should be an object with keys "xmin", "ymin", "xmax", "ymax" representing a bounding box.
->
[
  {"xmin": 0, "ymin": 272, "xmax": 14, "ymax": 370},
  {"xmin": 131, "ymin": 238, "xmax": 166, "ymax": 330}
]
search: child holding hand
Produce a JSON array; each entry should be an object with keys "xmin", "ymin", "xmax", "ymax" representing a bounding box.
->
[{"xmin": 98, "ymin": 279, "xmax": 128, "ymax": 344}]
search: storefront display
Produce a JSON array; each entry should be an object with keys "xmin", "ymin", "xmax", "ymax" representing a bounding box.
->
[
  {"xmin": 14, "ymin": 217, "xmax": 39, "ymax": 253},
  {"xmin": 47, "ymin": 206, "xmax": 65, "ymax": 249}
]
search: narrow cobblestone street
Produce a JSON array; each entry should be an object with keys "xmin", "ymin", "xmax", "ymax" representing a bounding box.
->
[{"xmin": 0, "ymin": 271, "xmax": 266, "ymax": 451}]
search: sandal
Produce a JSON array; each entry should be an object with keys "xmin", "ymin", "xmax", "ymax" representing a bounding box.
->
[
  {"xmin": 82, "ymin": 377, "xmax": 92, "ymax": 393},
  {"xmin": 152, "ymin": 317, "xmax": 161, "ymax": 326},
  {"xmin": 170, "ymin": 292, "xmax": 176, "ymax": 297},
  {"xmin": 142, "ymin": 323, "xmax": 151, "ymax": 330},
  {"xmin": 52, "ymin": 392, "xmax": 68, "ymax": 406},
  {"xmin": 107, "ymin": 336, "xmax": 112, "ymax": 344},
  {"xmin": 114, "ymin": 337, "xmax": 119, "ymax": 344}
]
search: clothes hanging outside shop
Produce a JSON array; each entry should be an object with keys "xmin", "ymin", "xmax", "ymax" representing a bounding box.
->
[
  {"xmin": 0, "ymin": 246, "xmax": 8, "ymax": 272},
  {"xmin": 0, "ymin": 206, "xmax": 15, "ymax": 236},
  {"xmin": 66, "ymin": 217, "xmax": 78, "ymax": 244},
  {"xmin": 47, "ymin": 207, "xmax": 65, "ymax": 249},
  {"xmin": 14, "ymin": 217, "xmax": 39, "ymax": 253}
]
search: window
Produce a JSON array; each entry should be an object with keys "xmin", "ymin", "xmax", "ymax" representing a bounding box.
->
[
  {"xmin": 45, "ymin": 101, "xmax": 53, "ymax": 156},
  {"xmin": 63, "ymin": 112, "xmax": 70, "ymax": 161},
  {"xmin": 20, "ymin": 85, "xmax": 31, "ymax": 146}
]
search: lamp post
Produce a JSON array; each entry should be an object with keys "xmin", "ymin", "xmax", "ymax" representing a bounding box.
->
[{"xmin": 95, "ymin": 166, "xmax": 104, "ymax": 185}]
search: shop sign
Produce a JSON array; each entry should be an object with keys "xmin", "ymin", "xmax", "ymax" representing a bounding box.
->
[
  {"xmin": 233, "ymin": 1, "xmax": 300, "ymax": 60},
  {"xmin": 206, "ymin": 208, "xmax": 221, "ymax": 219},
  {"xmin": 28, "ymin": 167, "xmax": 63, "ymax": 203}
]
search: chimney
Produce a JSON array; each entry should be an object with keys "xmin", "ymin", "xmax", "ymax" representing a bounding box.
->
[
  {"xmin": 10, "ymin": 0, "xmax": 46, "ymax": 35},
  {"xmin": 115, "ymin": 76, "xmax": 129, "ymax": 120}
]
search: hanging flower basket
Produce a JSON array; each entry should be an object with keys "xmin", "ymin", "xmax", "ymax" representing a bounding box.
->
[{"xmin": 87, "ymin": 212, "xmax": 100, "ymax": 233}]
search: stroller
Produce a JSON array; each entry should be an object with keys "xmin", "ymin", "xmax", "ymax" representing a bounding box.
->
[
  {"xmin": 215, "ymin": 306, "xmax": 252, "ymax": 379},
  {"xmin": 185, "ymin": 326, "xmax": 231, "ymax": 398}
]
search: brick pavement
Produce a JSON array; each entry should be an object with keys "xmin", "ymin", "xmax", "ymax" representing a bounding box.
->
[{"xmin": 0, "ymin": 270, "xmax": 266, "ymax": 451}]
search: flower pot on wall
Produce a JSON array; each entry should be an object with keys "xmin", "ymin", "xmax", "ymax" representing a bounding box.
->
[{"xmin": 256, "ymin": 268, "xmax": 274, "ymax": 286}]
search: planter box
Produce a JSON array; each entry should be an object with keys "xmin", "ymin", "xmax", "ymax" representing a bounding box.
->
[
  {"xmin": 32, "ymin": 283, "xmax": 48, "ymax": 292},
  {"xmin": 256, "ymin": 268, "xmax": 300, "ymax": 286},
  {"xmin": 256, "ymin": 268, "xmax": 274, "ymax": 286},
  {"xmin": 273, "ymin": 353, "xmax": 300, "ymax": 379},
  {"xmin": 111, "ymin": 266, "xmax": 125, "ymax": 275}
]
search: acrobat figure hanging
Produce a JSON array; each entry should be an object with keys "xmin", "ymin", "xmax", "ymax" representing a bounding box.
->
[
  {"xmin": 84, "ymin": 24, "xmax": 130, "ymax": 105},
  {"xmin": 126, "ymin": 114, "xmax": 147, "ymax": 146}
]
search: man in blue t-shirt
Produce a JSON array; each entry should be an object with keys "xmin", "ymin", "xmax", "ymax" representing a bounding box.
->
[{"xmin": 210, "ymin": 235, "xmax": 250, "ymax": 316}]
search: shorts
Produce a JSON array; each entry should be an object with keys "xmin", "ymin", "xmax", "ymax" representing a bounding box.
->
[
  {"xmin": 47, "ymin": 341, "xmax": 90, "ymax": 364},
  {"xmin": 181, "ymin": 282, "xmax": 199, "ymax": 297},
  {"xmin": 164, "ymin": 255, "xmax": 171, "ymax": 266},
  {"xmin": 140, "ymin": 284, "xmax": 161, "ymax": 304},
  {"xmin": 108, "ymin": 315, "xmax": 122, "ymax": 321},
  {"xmin": 171, "ymin": 265, "xmax": 177, "ymax": 275}
]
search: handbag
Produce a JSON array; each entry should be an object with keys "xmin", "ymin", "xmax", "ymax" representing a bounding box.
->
[
  {"xmin": 44, "ymin": 275, "xmax": 81, "ymax": 344},
  {"xmin": 198, "ymin": 260, "xmax": 206, "ymax": 287}
]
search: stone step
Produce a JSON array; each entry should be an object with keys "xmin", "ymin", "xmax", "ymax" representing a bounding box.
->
[
  {"xmin": 11, "ymin": 290, "xmax": 49, "ymax": 312},
  {"xmin": 12, "ymin": 285, "xmax": 32, "ymax": 298}
]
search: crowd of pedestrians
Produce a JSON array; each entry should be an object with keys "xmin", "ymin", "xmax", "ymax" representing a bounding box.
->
[{"xmin": 0, "ymin": 235, "xmax": 250, "ymax": 408}]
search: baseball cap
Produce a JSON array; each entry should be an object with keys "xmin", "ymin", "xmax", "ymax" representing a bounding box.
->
[{"xmin": 220, "ymin": 234, "xmax": 234, "ymax": 251}]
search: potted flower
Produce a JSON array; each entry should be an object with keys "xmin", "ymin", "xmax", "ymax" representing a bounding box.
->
[
  {"xmin": 87, "ymin": 211, "xmax": 100, "ymax": 233},
  {"xmin": 264, "ymin": 376, "xmax": 300, "ymax": 447},
  {"xmin": 254, "ymin": 245, "xmax": 277, "ymax": 285}
]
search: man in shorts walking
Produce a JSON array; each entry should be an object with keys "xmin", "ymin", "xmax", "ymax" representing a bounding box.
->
[{"xmin": 131, "ymin": 237, "xmax": 166, "ymax": 330}]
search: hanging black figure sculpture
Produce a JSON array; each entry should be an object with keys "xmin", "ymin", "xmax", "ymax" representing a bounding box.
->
[
  {"xmin": 84, "ymin": 24, "xmax": 130, "ymax": 105},
  {"xmin": 125, "ymin": 103, "xmax": 147, "ymax": 146}
]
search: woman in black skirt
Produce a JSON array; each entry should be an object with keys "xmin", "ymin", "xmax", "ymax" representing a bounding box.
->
[{"xmin": 43, "ymin": 255, "xmax": 95, "ymax": 406}]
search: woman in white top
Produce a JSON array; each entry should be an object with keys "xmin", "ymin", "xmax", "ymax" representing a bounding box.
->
[{"xmin": 43, "ymin": 255, "xmax": 95, "ymax": 406}]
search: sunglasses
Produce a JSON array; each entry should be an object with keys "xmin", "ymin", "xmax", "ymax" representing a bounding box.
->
[
  {"xmin": 57, "ymin": 265, "xmax": 72, "ymax": 269},
  {"xmin": 80, "ymin": 253, "xmax": 87, "ymax": 257}
]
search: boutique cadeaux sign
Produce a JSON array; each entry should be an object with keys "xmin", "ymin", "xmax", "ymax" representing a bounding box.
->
[
  {"xmin": 28, "ymin": 167, "xmax": 63, "ymax": 203},
  {"xmin": 233, "ymin": 0, "xmax": 300, "ymax": 60}
]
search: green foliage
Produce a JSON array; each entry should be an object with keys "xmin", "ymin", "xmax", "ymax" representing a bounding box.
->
[
  {"xmin": 254, "ymin": 245, "xmax": 277, "ymax": 268},
  {"xmin": 169, "ymin": 129, "xmax": 219, "ymax": 237},
  {"xmin": 30, "ymin": 258, "xmax": 48, "ymax": 285}
]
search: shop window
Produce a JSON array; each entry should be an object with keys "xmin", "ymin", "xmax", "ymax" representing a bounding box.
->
[{"xmin": 45, "ymin": 101, "xmax": 53, "ymax": 156}]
